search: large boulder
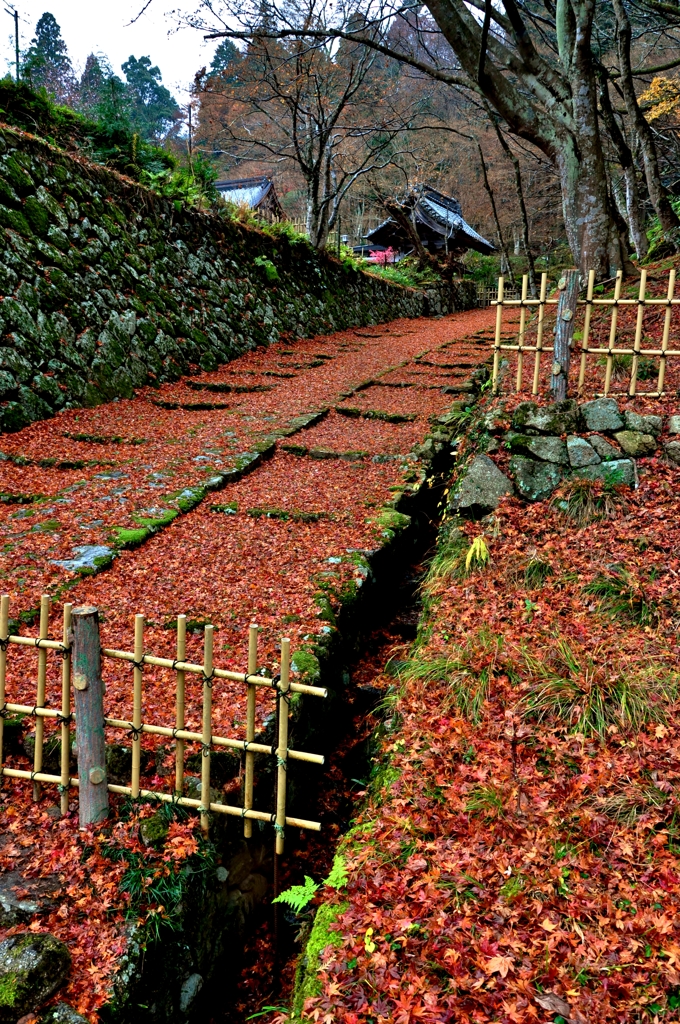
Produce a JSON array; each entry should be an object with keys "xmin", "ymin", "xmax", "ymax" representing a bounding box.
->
[
  {"xmin": 509, "ymin": 456, "xmax": 562, "ymax": 501},
  {"xmin": 506, "ymin": 433, "xmax": 568, "ymax": 464},
  {"xmin": 512, "ymin": 399, "xmax": 580, "ymax": 435},
  {"xmin": 614, "ymin": 430, "xmax": 657, "ymax": 457},
  {"xmin": 580, "ymin": 398, "xmax": 624, "ymax": 432},
  {"xmin": 571, "ymin": 458, "xmax": 636, "ymax": 486},
  {"xmin": 448, "ymin": 454, "xmax": 513, "ymax": 516},
  {"xmin": 0, "ymin": 933, "xmax": 70, "ymax": 1023},
  {"xmin": 566, "ymin": 436, "xmax": 600, "ymax": 468},
  {"xmin": 624, "ymin": 410, "xmax": 662, "ymax": 436}
]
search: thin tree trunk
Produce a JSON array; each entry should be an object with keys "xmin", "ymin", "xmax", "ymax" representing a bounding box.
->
[
  {"xmin": 489, "ymin": 118, "xmax": 537, "ymax": 296},
  {"xmin": 477, "ymin": 142, "xmax": 515, "ymax": 286},
  {"xmin": 598, "ymin": 69, "xmax": 649, "ymax": 258},
  {"xmin": 612, "ymin": 0, "xmax": 680, "ymax": 242}
]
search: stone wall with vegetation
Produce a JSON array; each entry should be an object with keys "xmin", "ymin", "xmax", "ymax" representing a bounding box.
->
[{"xmin": 0, "ymin": 124, "xmax": 476, "ymax": 433}]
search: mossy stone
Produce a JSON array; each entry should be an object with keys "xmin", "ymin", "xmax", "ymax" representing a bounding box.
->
[
  {"xmin": 2, "ymin": 155, "xmax": 34, "ymax": 192},
  {"xmin": 139, "ymin": 812, "xmax": 169, "ymax": 848},
  {"xmin": 0, "ymin": 933, "xmax": 71, "ymax": 1022},
  {"xmin": 290, "ymin": 649, "xmax": 321, "ymax": 685},
  {"xmin": 0, "ymin": 205, "xmax": 31, "ymax": 236},
  {"xmin": 23, "ymin": 195, "xmax": 49, "ymax": 236}
]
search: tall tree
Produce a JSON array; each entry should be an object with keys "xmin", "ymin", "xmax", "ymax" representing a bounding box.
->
[
  {"xmin": 209, "ymin": 39, "xmax": 242, "ymax": 80},
  {"xmin": 196, "ymin": 0, "xmax": 424, "ymax": 248},
  {"xmin": 21, "ymin": 12, "xmax": 73, "ymax": 102},
  {"xmin": 121, "ymin": 55, "xmax": 181, "ymax": 141}
]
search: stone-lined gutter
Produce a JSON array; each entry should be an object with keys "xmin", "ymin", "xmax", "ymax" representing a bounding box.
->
[
  {"xmin": 288, "ymin": 388, "xmax": 680, "ymax": 1015},
  {"xmin": 85, "ymin": 373, "xmax": 489, "ymax": 1024}
]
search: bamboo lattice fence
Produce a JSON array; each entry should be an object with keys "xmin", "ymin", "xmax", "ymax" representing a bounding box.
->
[
  {"xmin": 490, "ymin": 268, "xmax": 680, "ymax": 398},
  {"xmin": 0, "ymin": 595, "xmax": 326, "ymax": 854}
]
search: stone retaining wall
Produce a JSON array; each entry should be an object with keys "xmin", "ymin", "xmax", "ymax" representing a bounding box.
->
[
  {"xmin": 0, "ymin": 124, "xmax": 476, "ymax": 434},
  {"xmin": 450, "ymin": 397, "xmax": 680, "ymax": 515}
]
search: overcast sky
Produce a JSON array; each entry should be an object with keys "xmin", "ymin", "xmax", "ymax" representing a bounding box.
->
[{"xmin": 0, "ymin": 2, "xmax": 222, "ymax": 104}]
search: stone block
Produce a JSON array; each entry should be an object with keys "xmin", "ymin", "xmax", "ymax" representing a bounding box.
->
[
  {"xmin": 566, "ymin": 435, "xmax": 600, "ymax": 468},
  {"xmin": 511, "ymin": 399, "xmax": 580, "ymax": 435},
  {"xmin": 448, "ymin": 454, "xmax": 514, "ymax": 516},
  {"xmin": 509, "ymin": 456, "xmax": 562, "ymax": 501},
  {"xmin": 506, "ymin": 433, "xmax": 568, "ymax": 464},
  {"xmin": 580, "ymin": 398, "xmax": 624, "ymax": 432},
  {"xmin": 667, "ymin": 415, "xmax": 680, "ymax": 435},
  {"xmin": 588, "ymin": 434, "xmax": 620, "ymax": 461},
  {"xmin": 614, "ymin": 430, "xmax": 657, "ymax": 457},
  {"xmin": 624, "ymin": 410, "xmax": 662, "ymax": 436},
  {"xmin": 41, "ymin": 1001, "xmax": 90, "ymax": 1024},
  {"xmin": 571, "ymin": 459, "xmax": 635, "ymax": 486},
  {"xmin": 664, "ymin": 440, "xmax": 680, "ymax": 465}
]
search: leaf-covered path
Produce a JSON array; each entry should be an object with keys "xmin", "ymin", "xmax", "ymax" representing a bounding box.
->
[{"xmin": 0, "ymin": 305, "xmax": 495, "ymax": 1018}]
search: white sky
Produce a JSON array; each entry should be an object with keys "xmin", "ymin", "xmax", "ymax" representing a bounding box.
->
[{"xmin": 0, "ymin": 2, "xmax": 221, "ymax": 105}]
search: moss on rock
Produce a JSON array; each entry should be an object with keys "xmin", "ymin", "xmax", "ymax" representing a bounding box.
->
[
  {"xmin": 293, "ymin": 902, "xmax": 347, "ymax": 1017},
  {"xmin": 0, "ymin": 933, "xmax": 71, "ymax": 1022}
]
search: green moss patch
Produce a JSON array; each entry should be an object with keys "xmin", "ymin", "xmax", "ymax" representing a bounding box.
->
[{"xmin": 293, "ymin": 902, "xmax": 347, "ymax": 1016}]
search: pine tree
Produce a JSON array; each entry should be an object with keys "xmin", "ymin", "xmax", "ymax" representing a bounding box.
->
[
  {"xmin": 209, "ymin": 40, "xmax": 241, "ymax": 81},
  {"xmin": 22, "ymin": 12, "xmax": 73, "ymax": 102},
  {"xmin": 77, "ymin": 54, "xmax": 131, "ymax": 129},
  {"xmin": 121, "ymin": 55, "xmax": 181, "ymax": 141}
]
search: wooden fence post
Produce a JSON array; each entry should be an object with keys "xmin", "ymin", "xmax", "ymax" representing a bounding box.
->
[
  {"xmin": 71, "ymin": 606, "xmax": 109, "ymax": 826},
  {"xmin": 551, "ymin": 269, "xmax": 580, "ymax": 400},
  {"xmin": 275, "ymin": 638, "xmax": 291, "ymax": 856}
]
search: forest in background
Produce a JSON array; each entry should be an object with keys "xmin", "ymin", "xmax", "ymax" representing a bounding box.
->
[
  {"xmin": 183, "ymin": 0, "xmax": 680, "ymax": 285},
  {"xmin": 8, "ymin": 0, "xmax": 680, "ymax": 288}
]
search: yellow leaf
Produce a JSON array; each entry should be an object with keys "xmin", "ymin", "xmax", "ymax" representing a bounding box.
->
[
  {"xmin": 486, "ymin": 955, "xmax": 513, "ymax": 977},
  {"xmin": 656, "ymin": 724, "xmax": 668, "ymax": 738},
  {"xmin": 540, "ymin": 917, "xmax": 557, "ymax": 932}
]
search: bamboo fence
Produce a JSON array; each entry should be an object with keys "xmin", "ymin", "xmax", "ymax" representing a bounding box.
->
[
  {"xmin": 490, "ymin": 268, "xmax": 680, "ymax": 397},
  {"xmin": 0, "ymin": 595, "xmax": 326, "ymax": 854}
]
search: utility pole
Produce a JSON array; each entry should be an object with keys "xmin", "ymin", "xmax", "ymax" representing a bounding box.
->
[
  {"xmin": 187, "ymin": 102, "xmax": 194, "ymax": 178},
  {"xmin": 4, "ymin": 5, "xmax": 19, "ymax": 82}
]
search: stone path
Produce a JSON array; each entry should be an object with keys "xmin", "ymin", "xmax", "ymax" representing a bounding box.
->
[{"xmin": 1, "ymin": 306, "xmax": 494, "ymax": 768}]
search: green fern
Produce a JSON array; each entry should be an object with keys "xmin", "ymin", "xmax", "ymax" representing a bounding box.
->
[
  {"xmin": 324, "ymin": 854, "xmax": 348, "ymax": 890},
  {"xmin": 272, "ymin": 875, "xmax": 319, "ymax": 912},
  {"xmin": 272, "ymin": 855, "xmax": 349, "ymax": 914}
]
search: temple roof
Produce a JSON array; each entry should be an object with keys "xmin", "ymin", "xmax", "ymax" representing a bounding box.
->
[
  {"xmin": 365, "ymin": 185, "xmax": 494, "ymax": 256},
  {"xmin": 215, "ymin": 176, "xmax": 283, "ymax": 218}
]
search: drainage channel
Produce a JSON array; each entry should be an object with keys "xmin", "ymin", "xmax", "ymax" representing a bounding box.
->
[{"xmin": 207, "ymin": 473, "xmax": 445, "ymax": 1023}]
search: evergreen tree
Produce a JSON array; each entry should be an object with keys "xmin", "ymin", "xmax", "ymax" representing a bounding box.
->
[
  {"xmin": 78, "ymin": 54, "xmax": 109, "ymax": 114},
  {"xmin": 121, "ymin": 55, "xmax": 180, "ymax": 141},
  {"xmin": 77, "ymin": 54, "xmax": 131, "ymax": 129},
  {"xmin": 21, "ymin": 12, "xmax": 73, "ymax": 102},
  {"xmin": 209, "ymin": 40, "xmax": 241, "ymax": 81}
]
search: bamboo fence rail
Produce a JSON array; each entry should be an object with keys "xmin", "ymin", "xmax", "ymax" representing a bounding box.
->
[
  {"xmin": 0, "ymin": 596, "xmax": 326, "ymax": 853},
  {"xmin": 490, "ymin": 268, "xmax": 680, "ymax": 397}
]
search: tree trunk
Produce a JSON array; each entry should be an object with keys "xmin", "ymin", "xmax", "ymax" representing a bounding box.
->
[
  {"xmin": 423, "ymin": 0, "xmax": 629, "ymax": 277},
  {"xmin": 613, "ymin": 0, "xmax": 680, "ymax": 243},
  {"xmin": 598, "ymin": 70, "xmax": 649, "ymax": 258},
  {"xmin": 477, "ymin": 143, "xmax": 515, "ymax": 286},
  {"xmin": 489, "ymin": 117, "xmax": 537, "ymax": 296},
  {"xmin": 552, "ymin": 269, "xmax": 580, "ymax": 400}
]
